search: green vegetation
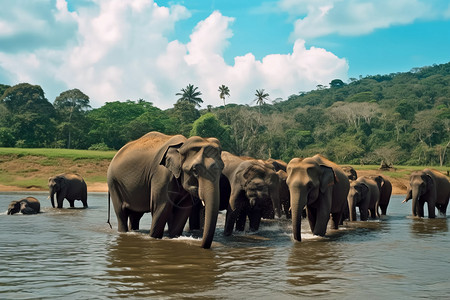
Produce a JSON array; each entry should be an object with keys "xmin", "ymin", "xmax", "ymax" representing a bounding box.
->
[
  {"xmin": 0, "ymin": 147, "xmax": 116, "ymax": 160},
  {"xmin": 1, "ymin": 62, "xmax": 449, "ymax": 166}
]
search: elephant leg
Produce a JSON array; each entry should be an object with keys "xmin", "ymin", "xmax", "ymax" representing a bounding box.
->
[
  {"xmin": 189, "ymin": 200, "xmax": 202, "ymax": 231},
  {"xmin": 359, "ymin": 205, "xmax": 369, "ymax": 221},
  {"xmin": 168, "ymin": 198, "xmax": 192, "ymax": 238},
  {"xmin": 427, "ymin": 202, "xmax": 436, "ymax": 218},
  {"xmin": 57, "ymin": 194, "xmax": 64, "ymax": 208},
  {"xmin": 82, "ymin": 198, "xmax": 88, "ymax": 208},
  {"xmin": 150, "ymin": 195, "xmax": 172, "ymax": 239},
  {"xmin": 248, "ymin": 209, "xmax": 262, "ymax": 232},
  {"xmin": 313, "ymin": 204, "xmax": 331, "ymax": 236},
  {"xmin": 115, "ymin": 209, "xmax": 129, "ymax": 232},
  {"xmin": 68, "ymin": 200, "xmax": 75, "ymax": 208},
  {"xmin": 235, "ymin": 209, "xmax": 247, "ymax": 231},
  {"xmin": 380, "ymin": 204, "xmax": 387, "ymax": 215},
  {"xmin": 331, "ymin": 212, "xmax": 341, "ymax": 229},
  {"xmin": 307, "ymin": 206, "xmax": 317, "ymax": 233},
  {"xmin": 128, "ymin": 210, "xmax": 144, "ymax": 231},
  {"xmin": 416, "ymin": 201, "xmax": 425, "ymax": 218},
  {"xmin": 224, "ymin": 208, "xmax": 237, "ymax": 236}
]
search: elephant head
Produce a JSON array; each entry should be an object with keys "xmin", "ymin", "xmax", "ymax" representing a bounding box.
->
[
  {"xmin": 286, "ymin": 157, "xmax": 336, "ymax": 241},
  {"xmin": 229, "ymin": 160, "xmax": 281, "ymax": 219},
  {"xmin": 7, "ymin": 200, "xmax": 22, "ymax": 215},
  {"xmin": 161, "ymin": 136, "xmax": 224, "ymax": 249},
  {"xmin": 48, "ymin": 175, "xmax": 65, "ymax": 208},
  {"xmin": 347, "ymin": 181, "xmax": 370, "ymax": 221}
]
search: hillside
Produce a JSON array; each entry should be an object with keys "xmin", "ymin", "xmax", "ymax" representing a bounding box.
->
[{"xmin": 1, "ymin": 62, "xmax": 449, "ymax": 167}]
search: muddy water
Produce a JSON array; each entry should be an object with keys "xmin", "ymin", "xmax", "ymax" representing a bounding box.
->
[{"xmin": 0, "ymin": 192, "xmax": 449, "ymax": 299}]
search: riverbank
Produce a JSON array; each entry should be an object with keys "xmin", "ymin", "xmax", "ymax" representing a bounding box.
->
[{"xmin": 0, "ymin": 153, "xmax": 423, "ymax": 194}]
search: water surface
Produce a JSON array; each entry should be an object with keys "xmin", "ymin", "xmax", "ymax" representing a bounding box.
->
[{"xmin": 0, "ymin": 192, "xmax": 449, "ymax": 299}]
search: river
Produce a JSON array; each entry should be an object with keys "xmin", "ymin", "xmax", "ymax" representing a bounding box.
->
[{"xmin": 0, "ymin": 192, "xmax": 449, "ymax": 299}]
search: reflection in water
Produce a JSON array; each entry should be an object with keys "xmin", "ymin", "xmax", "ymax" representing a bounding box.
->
[
  {"xmin": 410, "ymin": 218, "xmax": 448, "ymax": 237},
  {"xmin": 105, "ymin": 234, "xmax": 221, "ymax": 298},
  {"xmin": 286, "ymin": 240, "xmax": 346, "ymax": 297}
]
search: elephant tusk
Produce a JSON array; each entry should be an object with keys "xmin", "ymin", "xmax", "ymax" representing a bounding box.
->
[
  {"xmin": 402, "ymin": 199, "xmax": 408, "ymax": 203},
  {"xmin": 201, "ymin": 200, "xmax": 205, "ymax": 206}
]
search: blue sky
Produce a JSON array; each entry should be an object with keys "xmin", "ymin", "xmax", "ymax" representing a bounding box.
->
[{"xmin": 0, "ymin": 0, "xmax": 449, "ymax": 109}]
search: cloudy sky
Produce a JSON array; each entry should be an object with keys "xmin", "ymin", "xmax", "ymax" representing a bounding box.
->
[{"xmin": 0, "ymin": 0, "xmax": 449, "ymax": 109}]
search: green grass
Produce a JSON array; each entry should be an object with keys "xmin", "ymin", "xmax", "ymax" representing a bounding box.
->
[{"xmin": 0, "ymin": 147, "xmax": 116, "ymax": 160}]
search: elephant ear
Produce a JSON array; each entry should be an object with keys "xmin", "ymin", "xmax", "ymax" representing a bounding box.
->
[
  {"xmin": 160, "ymin": 143, "xmax": 183, "ymax": 178},
  {"xmin": 319, "ymin": 165, "xmax": 336, "ymax": 194},
  {"xmin": 424, "ymin": 174, "xmax": 434, "ymax": 189},
  {"xmin": 373, "ymin": 176, "xmax": 383, "ymax": 190},
  {"xmin": 358, "ymin": 182, "xmax": 370, "ymax": 199}
]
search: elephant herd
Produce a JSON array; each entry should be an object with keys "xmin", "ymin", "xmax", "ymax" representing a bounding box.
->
[{"xmin": 6, "ymin": 131, "xmax": 450, "ymax": 250}]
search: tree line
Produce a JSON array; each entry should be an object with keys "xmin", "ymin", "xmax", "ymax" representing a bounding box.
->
[{"xmin": 0, "ymin": 62, "xmax": 449, "ymax": 166}]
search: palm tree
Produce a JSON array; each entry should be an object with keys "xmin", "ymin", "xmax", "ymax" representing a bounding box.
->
[
  {"xmin": 218, "ymin": 84, "xmax": 230, "ymax": 123},
  {"xmin": 254, "ymin": 89, "xmax": 270, "ymax": 123},
  {"xmin": 254, "ymin": 89, "xmax": 270, "ymax": 107},
  {"xmin": 176, "ymin": 84, "xmax": 203, "ymax": 107}
]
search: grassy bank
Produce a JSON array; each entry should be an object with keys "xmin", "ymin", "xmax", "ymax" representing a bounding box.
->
[
  {"xmin": 0, "ymin": 147, "xmax": 448, "ymax": 192},
  {"xmin": 0, "ymin": 148, "xmax": 116, "ymax": 190}
]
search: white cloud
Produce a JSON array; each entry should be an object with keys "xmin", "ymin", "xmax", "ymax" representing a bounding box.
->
[
  {"xmin": 0, "ymin": 0, "xmax": 348, "ymax": 109},
  {"xmin": 279, "ymin": 0, "xmax": 440, "ymax": 39}
]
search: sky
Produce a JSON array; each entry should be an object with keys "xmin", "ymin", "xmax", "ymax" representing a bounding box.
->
[{"xmin": 0, "ymin": 0, "xmax": 449, "ymax": 109}]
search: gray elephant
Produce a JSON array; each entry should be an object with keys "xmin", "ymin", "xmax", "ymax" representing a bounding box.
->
[
  {"xmin": 369, "ymin": 175, "xmax": 392, "ymax": 215},
  {"xmin": 7, "ymin": 197, "xmax": 40, "ymax": 215},
  {"xmin": 48, "ymin": 173, "xmax": 88, "ymax": 208},
  {"xmin": 263, "ymin": 159, "xmax": 291, "ymax": 219},
  {"xmin": 402, "ymin": 169, "xmax": 450, "ymax": 218},
  {"xmin": 341, "ymin": 166, "xmax": 358, "ymax": 181},
  {"xmin": 107, "ymin": 132, "xmax": 224, "ymax": 249},
  {"xmin": 347, "ymin": 176, "xmax": 380, "ymax": 221},
  {"xmin": 221, "ymin": 151, "xmax": 282, "ymax": 236},
  {"xmin": 286, "ymin": 154, "xmax": 350, "ymax": 241}
]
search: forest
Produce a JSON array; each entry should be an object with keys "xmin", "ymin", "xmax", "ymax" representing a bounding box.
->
[{"xmin": 0, "ymin": 62, "xmax": 449, "ymax": 166}]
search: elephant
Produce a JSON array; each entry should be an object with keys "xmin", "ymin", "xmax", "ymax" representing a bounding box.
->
[
  {"xmin": 263, "ymin": 159, "xmax": 291, "ymax": 218},
  {"xmin": 48, "ymin": 173, "xmax": 88, "ymax": 208},
  {"xmin": 347, "ymin": 176, "xmax": 380, "ymax": 221},
  {"xmin": 402, "ymin": 169, "xmax": 450, "ymax": 218},
  {"xmin": 286, "ymin": 154, "xmax": 350, "ymax": 241},
  {"xmin": 341, "ymin": 166, "xmax": 358, "ymax": 181},
  {"xmin": 7, "ymin": 197, "xmax": 40, "ymax": 215},
  {"xmin": 107, "ymin": 132, "xmax": 224, "ymax": 249},
  {"xmin": 369, "ymin": 175, "xmax": 392, "ymax": 215},
  {"xmin": 221, "ymin": 151, "xmax": 282, "ymax": 236}
]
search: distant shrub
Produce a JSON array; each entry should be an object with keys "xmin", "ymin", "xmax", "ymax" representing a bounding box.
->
[{"xmin": 88, "ymin": 143, "xmax": 112, "ymax": 151}]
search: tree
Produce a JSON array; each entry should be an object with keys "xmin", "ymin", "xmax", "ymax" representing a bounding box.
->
[
  {"xmin": 330, "ymin": 79, "xmax": 345, "ymax": 88},
  {"xmin": 0, "ymin": 83, "xmax": 55, "ymax": 147},
  {"xmin": 87, "ymin": 100, "xmax": 154, "ymax": 149},
  {"xmin": 190, "ymin": 113, "xmax": 233, "ymax": 151},
  {"xmin": 218, "ymin": 84, "xmax": 230, "ymax": 123},
  {"xmin": 176, "ymin": 84, "xmax": 203, "ymax": 107},
  {"xmin": 254, "ymin": 89, "xmax": 270, "ymax": 123},
  {"xmin": 54, "ymin": 88, "xmax": 91, "ymax": 148},
  {"xmin": 169, "ymin": 101, "xmax": 200, "ymax": 136}
]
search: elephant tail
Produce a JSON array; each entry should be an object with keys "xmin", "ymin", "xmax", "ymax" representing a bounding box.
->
[{"xmin": 107, "ymin": 192, "xmax": 112, "ymax": 229}]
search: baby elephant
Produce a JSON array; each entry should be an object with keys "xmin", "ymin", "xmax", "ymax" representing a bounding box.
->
[{"xmin": 7, "ymin": 197, "xmax": 40, "ymax": 215}]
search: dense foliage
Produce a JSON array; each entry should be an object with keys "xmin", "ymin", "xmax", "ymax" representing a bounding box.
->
[{"xmin": 0, "ymin": 62, "xmax": 449, "ymax": 166}]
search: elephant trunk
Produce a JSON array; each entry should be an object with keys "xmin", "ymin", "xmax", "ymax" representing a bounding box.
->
[
  {"xmin": 348, "ymin": 198, "xmax": 357, "ymax": 221},
  {"xmin": 49, "ymin": 188, "xmax": 56, "ymax": 208},
  {"xmin": 198, "ymin": 177, "xmax": 220, "ymax": 249},
  {"xmin": 411, "ymin": 187, "xmax": 420, "ymax": 216},
  {"xmin": 290, "ymin": 187, "xmax": 306, "ymax": 242}
]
